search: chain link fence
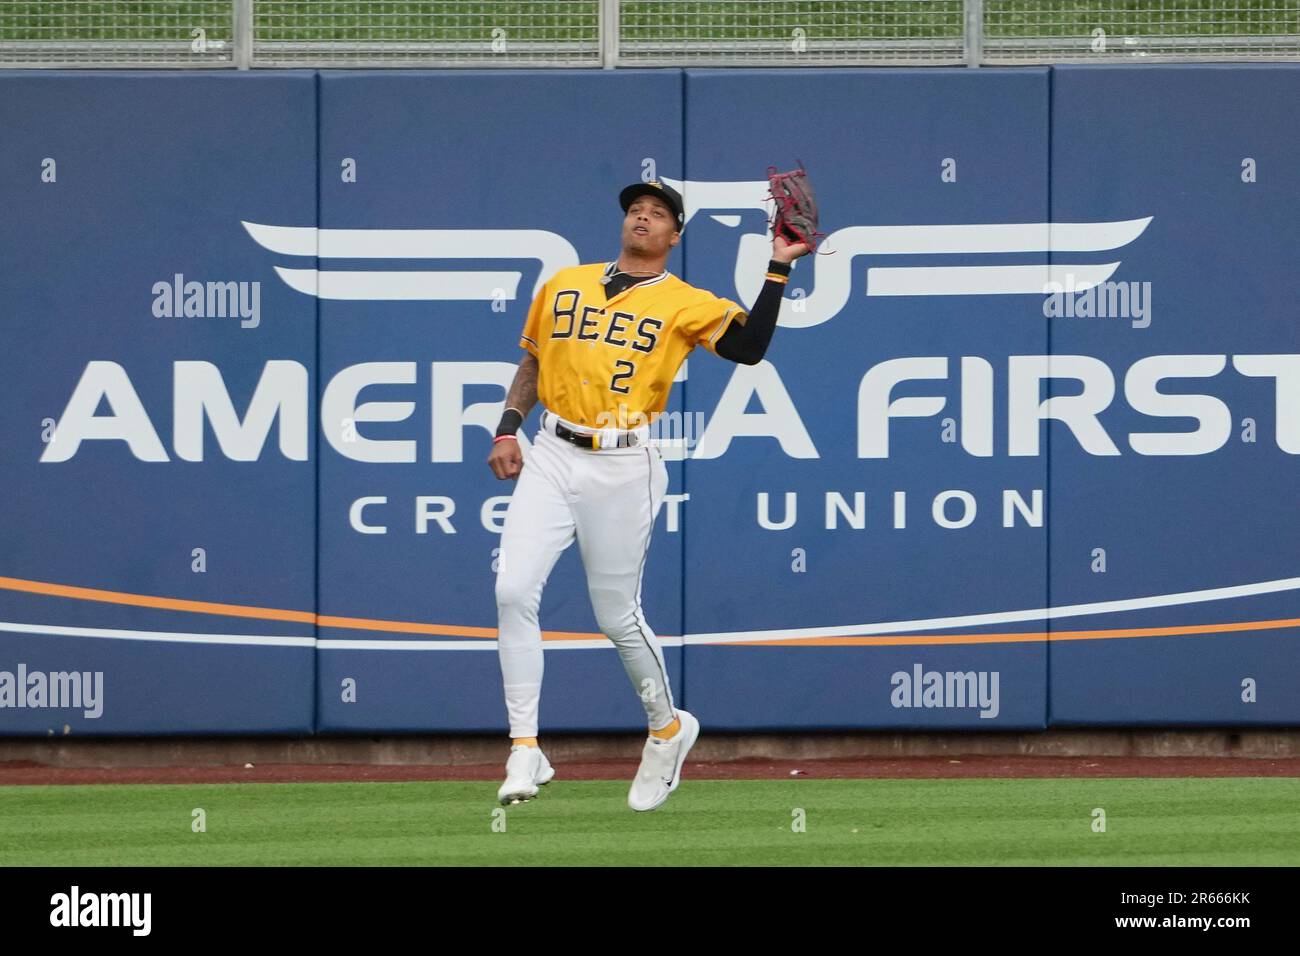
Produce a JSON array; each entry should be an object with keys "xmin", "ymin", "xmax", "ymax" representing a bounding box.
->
[
  {"xmin": 983, "ymin": 0, "xmax": 1300, "ymax": 61},
  {"xmin": 618, "ymin": 1, "xmax": 966, "ymax": 66},
  {"xmin": 0, "ymin": 1, "xmax": 237, "ymax": 66},
  {"xmin": 253, "ymin": 1, "xmax": 600, "ymax": 67},
  {"xmin": 1, "ymin": 1, "xmax": 1297, "ymax": 68}
]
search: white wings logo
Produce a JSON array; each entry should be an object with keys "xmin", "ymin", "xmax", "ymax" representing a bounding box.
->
[
  {"xmin": 240, "ymin": 221, "xmax": 575, "ymax": 302},
  {"xmin": 244, "ymin": 175, "xmax": 1151, "ymax": 330}
]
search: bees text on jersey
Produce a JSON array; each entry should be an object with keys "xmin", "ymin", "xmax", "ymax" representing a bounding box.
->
[{"xmin": 519, "ymin": 262, "xmax": 747, "ymax": 427}]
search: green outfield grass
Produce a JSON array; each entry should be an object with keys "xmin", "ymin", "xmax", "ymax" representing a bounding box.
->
[
  {"xmin": 0, "ymin": 2, "xmax": 1296, "ymax": 43},
  {"xmin": 2, "ymin": 777, "xmax": 1298, "ymax": 866}
]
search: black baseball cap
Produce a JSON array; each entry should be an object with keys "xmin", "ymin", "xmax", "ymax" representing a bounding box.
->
[{"xmin": 619, "ymin": 181, "xmax": 685, "ymax": 232}]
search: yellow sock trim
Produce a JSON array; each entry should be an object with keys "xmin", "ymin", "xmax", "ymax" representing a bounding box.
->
[
  {"xmin": 649, "ymin": 717, "xmax": 681, "ymax": 740},
  {"xmin": 512, "ymin": 737, "xmax": 538, "ymax": 748}
]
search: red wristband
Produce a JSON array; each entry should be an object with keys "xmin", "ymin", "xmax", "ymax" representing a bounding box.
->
[{"xmin": 493, "ymin": 434, "xmax": 518, "ymax": 443}]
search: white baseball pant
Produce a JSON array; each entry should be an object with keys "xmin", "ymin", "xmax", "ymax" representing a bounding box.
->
[{"xmin": 495, "ymin": 408, "xmax": 676, "ymax": 739}]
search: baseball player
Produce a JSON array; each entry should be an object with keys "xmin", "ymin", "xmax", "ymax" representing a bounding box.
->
[{"xmin": 487, "ymin": 180, "xmax": 809, "ymax": 810}]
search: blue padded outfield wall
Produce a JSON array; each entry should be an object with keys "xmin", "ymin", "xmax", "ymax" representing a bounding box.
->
[
  {"xmin": 1046, "ymin": 65, "xmax": 1300, "ymax": 725},
  {"xmin": 0, "ymin": 66, "xmax": 1296, "ymax": 735},
  {"xmin": 0, "ymin": 72, "xmax": 319, "ymax": 734}
]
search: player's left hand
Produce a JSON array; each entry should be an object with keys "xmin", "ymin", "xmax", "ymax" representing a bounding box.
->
[{"xmin": 773, "ymin": 233, "xmax": 810, "ymax": 263}]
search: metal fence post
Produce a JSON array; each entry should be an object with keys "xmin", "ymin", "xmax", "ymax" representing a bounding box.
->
[
  {"xmin": 600, "ymin": 0, "xmax": 619, "ymax": 68},
  {"xmin": 964, "ymin": 0, "xmax": 983, "ymax": 67},
  {"xmin": 234, "ymin": 0, "xmax": 252, "ymax": 69}
]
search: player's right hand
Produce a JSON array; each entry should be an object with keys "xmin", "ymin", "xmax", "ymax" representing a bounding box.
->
[
  {"xmin": 773, "ymin": 233, "xmax": 810, "ymax": 262},
  {"xmin": 488, "ymin": 438, "xmax": 524, "ymax": 480}
]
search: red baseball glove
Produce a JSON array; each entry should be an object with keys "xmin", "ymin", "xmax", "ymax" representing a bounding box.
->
[{"xmin": 766, "ymin": 162, "xmax": 825, "ymax": 252}]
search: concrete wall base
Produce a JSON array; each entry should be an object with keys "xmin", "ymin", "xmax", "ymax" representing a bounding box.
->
[{"xmin": 3, "ymin": 729, "xmax": 1300, "ymax": 768}]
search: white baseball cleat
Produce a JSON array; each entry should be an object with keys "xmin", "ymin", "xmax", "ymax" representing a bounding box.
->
[
  {"xmin": 497, "ymin": 745, "xmax": 556, "ymax": 805},
  {"xmin": 628, "ymin": 710, "xmax": 700, "ymax": 812}
]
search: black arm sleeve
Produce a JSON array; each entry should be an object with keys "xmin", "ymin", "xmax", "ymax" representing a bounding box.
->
[{"xmin": 713, "ymin": 259, "xmax": 792, "ymax": 365}]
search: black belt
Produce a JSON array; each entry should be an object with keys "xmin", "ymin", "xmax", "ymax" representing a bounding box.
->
[{"xmin": 544, "ymin": 411, "xmax": 642, "ymax": 450}]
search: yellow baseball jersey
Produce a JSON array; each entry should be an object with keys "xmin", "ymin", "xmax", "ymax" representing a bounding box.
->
[{"xmin": 519, "ymin": 263, "xmax": 746, "ymax": 427}]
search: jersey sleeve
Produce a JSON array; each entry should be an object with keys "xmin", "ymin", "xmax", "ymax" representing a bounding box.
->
[
  {"xmin": 519, "ymin": 278, "xmax": 549, "ymax": 358},
  {"xmin": 678, "ymin": 293, "xmax": 748, "ymax": 357}
]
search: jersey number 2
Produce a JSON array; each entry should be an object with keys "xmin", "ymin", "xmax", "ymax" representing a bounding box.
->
[{"xmin": 610, "ymin": 360, "xmax": 635, "ymax": 394}]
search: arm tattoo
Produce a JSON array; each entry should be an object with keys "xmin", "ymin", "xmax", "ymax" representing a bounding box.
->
[{"xmin": 505, "ymin": 353, "xmax": 540, "ymax": 416}]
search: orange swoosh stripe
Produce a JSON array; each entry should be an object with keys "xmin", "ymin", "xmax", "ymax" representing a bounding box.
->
[
  {"xmin": 0, "ymin": 574, "xmax": 316, "ymax": 625},
  {"xmin": 0, "ymin": 574, "xmax": 501, "ymax": 638},
  {"xmin": 727, "ymin": 617, "xmax": 1300, "ymax": 647},
  {"xmin": 2, "ymin": 575, "xmax": 1297, "ymax": 647},
  {"xmin": 0, "ymin": 575, "xmax": 608, "ymax": 640}
]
